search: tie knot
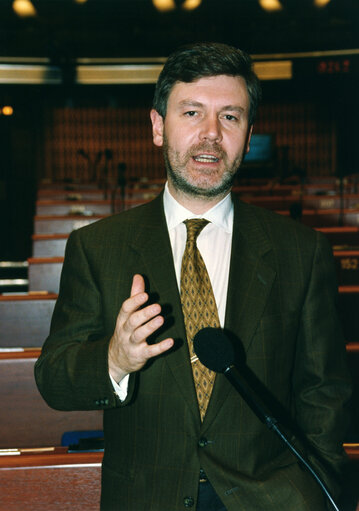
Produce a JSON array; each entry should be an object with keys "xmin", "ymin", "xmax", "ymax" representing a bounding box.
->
[{"xmin": 184, "ymin": 219, "xmax": 209, "ymax": 243}]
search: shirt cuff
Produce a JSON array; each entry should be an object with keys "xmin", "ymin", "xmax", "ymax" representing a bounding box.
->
[{"xmin": 109, "ymin": 373, "xmax": 129, "ymax": 402}]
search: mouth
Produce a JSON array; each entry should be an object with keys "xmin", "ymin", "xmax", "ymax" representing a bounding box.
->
[{"xmin": 193, "ymin": 153, "xmax": 220, "ymax": 163}]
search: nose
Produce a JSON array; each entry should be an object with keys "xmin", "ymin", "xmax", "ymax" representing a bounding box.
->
[{"xmin": 199, "ymin": 114, "xmax": 222, "ymax": 143}]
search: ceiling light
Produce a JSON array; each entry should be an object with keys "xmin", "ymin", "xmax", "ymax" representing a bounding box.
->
[
  {"xmin": 152, "ymin": 0, "xmax": 176, "ymax": 12},
  {"xmin": 314, "ymin": 0, "xmax": 331, "ymax": 7},
  {"xmin": 12, "ymin": 0, "xmax": 37, "ymax": 17},
  {"xmin": 2, "ymin": 106, "xmax": 14, "ymax": 116},
  {"xmin": 259, "ymin": 0, "xmax": 283, "ymax": 12},
  {"xmin": 74, "ymin": 0, "xmax": 88, "ymax": 3},
  {"xmin": 182, "ymin": 0, "xmax": 202, "ymax": 10}
]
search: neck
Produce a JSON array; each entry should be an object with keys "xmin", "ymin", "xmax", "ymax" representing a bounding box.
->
[{"xmin": 167, "ymin": 181, "xmax": 230, "ymax": 214}]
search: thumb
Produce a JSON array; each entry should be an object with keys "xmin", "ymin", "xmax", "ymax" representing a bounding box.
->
[{"xmin": 130, "ymin": 274, "xmax": 146, "ymax": 297}]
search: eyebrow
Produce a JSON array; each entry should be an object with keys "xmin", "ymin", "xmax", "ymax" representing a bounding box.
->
[{"xmin": 177, "ymin": 99, "xmax": 245, "ymax": 114}]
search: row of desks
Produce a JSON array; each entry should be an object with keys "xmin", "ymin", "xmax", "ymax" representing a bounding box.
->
[
  {"xmin": 1, "ymin": 287, "xmax": 358, "ymax": 347},
  {"xmin": 0, "ymin": 289, "xmax": 358, "ymax": 350},
  {"xmin": 32, "ymin": 209, "xmax": 359, "ymax": 235},
  {"xmin": 4, "ymin": 443, "xmax": 357, "ymax": 511},
  {"xmin": 31, "ymin": 227, "xmax": 359, "ymax": 259},
  {"xmin": 35, "ymin": 193, "xmax": 359, "ymax": 214},
  {"xmin": 36, "ymin": 178, "xmax": 359, "ymax": 200},
  {"xmin": 24, "ymin": 246, "xmax": 359, "ymax": 296},
  {"xmin": 0, "ymin": 345, "xmax": 358, "ymax": 447}
]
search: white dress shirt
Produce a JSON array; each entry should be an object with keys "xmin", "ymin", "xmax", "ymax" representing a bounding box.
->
[{"xmin": 111, "ymin": 183, "xmax": 234, "ymax": 400}]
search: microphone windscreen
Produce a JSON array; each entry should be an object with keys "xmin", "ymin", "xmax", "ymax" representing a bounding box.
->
[{"xmin": 193, "ymin": 327, "xmax": 235, "ymax": 373}]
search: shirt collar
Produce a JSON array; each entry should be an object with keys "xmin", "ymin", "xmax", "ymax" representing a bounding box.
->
[{"xmin": 163, "ymin": 182, "xmax": 233, "ymax": 233}]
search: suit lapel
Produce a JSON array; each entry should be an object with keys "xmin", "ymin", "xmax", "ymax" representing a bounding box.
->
[
  {"xmin": 203, "ymin": 196, "xmax": 276, "ymax": 430},
  {"xmin": 225, "ymin": 197, "xmax": 276, "ymax": 351},
  {"xmin": 129, "ymin": 194, "xmax": 200, "ymax": 422}
]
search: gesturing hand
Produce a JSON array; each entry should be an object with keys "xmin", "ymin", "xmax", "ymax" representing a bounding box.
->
[{"xmin": 108, "ymin": 274, "xmax": 174, "ymax": 383}]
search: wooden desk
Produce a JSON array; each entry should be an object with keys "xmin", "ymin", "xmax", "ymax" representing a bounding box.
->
[
  {"xmin": 0, "ymin": 350, "xmax": 103, "ymax": 448},
  {"xmin": 233, "ymin": 181, "xmax": 357, "ymax": 197},
  {"xmin": 36, "ymin": 200, "xmax": 114, "ymax": 216},
  {"xmin": 34, "ymin": 215, "xmax": 105, "ymax": 235},
  {"xmin": 316, "ymin": 227, "xmax": 359, "ymax": 248},
  {"xmin": 280, "ymin": 209, "xmax": 359, "ymax": 228},
  {"xmin": 0, "ymin": 294, "xmax": 57, "ymax": 347},
  {"xmin": 37, "ymin": 189, "xmax": 106, "ymax": 200},
  {"xmin": 32, "ymin": 234, "xmax": 69, "ymax": 258},
  {"xmin": 239, "ymin": 194, "xmax": 359, "ymax": 211},
  {"xmin": 0, "ymin": 448, "xmax": 102, "ymax": 511},
  {"xmin": 28, "ymin": 257, "xmax": 64, "ymax": 294}
]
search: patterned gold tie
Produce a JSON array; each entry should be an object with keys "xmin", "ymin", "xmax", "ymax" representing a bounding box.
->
[{"xmin": 180, "ymin": 219, "xmax": 220, "ymax": 421}]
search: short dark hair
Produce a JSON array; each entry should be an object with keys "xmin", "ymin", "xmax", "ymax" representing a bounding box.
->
[{"xmin": 153, "ymin": 42, "xmax": 262, "ymax": 126}]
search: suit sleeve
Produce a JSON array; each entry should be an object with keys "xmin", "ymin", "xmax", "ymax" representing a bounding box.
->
[
  {"xmin": 293, "ymin": 231, "xmax": 352, "ymax": 500},
  {"xmin": 34, "ymin": 227, "xmax": 136, "ymax": 411}
]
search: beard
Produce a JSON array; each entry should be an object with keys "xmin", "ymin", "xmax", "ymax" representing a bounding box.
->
[{"xmin": 162, "ymin": 134, "xmax": 246, "ymax": 200}]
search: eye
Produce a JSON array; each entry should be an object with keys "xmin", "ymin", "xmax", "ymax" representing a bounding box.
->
[
  {"xmin": 223, "ymin": 114, "xmax": 238, "ymax": 122},
  {"xmin": 184, "ymin": 111, "xmax": 197, "ymax": 117}
]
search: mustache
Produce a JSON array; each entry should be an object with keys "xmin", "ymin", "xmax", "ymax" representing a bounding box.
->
[{"xmin": 185, "ymin": 142, "xmax": 225, "ymax": 160}]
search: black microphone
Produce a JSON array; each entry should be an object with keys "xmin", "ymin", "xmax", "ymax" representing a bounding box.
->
[
  {"xmin": 193, "ymin": 327, "xmax": 276, "ymax": 428},
  {"xmin": 193, "ymin": 327, "xmax": 341, "ymax": 511}
]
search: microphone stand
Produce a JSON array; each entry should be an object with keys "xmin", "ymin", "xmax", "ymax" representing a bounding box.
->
[{"xmin": 224, "ymin": 366, "xmax": 341, "ymax": 511}]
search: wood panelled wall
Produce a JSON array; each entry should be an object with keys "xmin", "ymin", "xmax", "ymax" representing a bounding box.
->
[
  {"xmin": 41, "ymin": 100, "xmax": 336, "ymax": 183},
  {"xmin": 42, "ymin": 106, "xmax": 164, "ymax": 183},
  {"xmin": 255, "ymin": 102, "xmax": 336, "ymax": 176}
]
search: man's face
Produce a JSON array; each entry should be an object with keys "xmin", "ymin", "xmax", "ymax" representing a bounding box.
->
[{"xmin": 151, "ymin": 75, "xmax": 252, "ymax": 201}]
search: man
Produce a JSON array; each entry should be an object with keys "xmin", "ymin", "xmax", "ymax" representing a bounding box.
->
[{"xmin": 35, "ymin": 43, "xmax": 352, "ymax": 511}]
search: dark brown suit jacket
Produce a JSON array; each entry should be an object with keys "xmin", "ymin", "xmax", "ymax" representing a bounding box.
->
[{"xmin": 35, "ymin": 193, "xmax": 352, "ymax": 511}]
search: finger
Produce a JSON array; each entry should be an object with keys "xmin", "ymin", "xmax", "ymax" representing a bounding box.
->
[
  {"xmin": 145, "ymin": 338, "xmax": 174, "ymax": 359},
  {"xmin": 128, "ymin": 309, "xmax": 164, "ymax": 341},
  {"xmin": 121, "ymin": 291, "xmax": 149, "ymax": 317},
  {"xmin": 118, "ymin": 275, "xmax": 147, "ymax": 321},
  {"xmin": 130, "ymin": 274, "xmax": 145, "ymax": 297},
  {"xmin": 122, "ymin": 303, "xmax": 162, "ymax": 337}
]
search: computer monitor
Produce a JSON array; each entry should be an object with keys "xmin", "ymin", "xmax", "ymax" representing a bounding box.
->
[{"xmin": 244, "ymin": 134, "xmax": 274, "ymax": 164}]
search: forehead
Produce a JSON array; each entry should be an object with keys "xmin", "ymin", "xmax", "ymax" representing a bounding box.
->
[{"xmin": 167, "ymin": 75, "xmax": 250, "ymax": 110}]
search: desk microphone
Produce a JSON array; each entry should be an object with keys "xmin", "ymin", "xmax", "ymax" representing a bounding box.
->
[{"xmin": 193, "ymin": 327, "xmax": 341, "ymax": 511}]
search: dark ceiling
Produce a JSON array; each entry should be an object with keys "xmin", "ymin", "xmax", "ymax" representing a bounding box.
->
[{"xmin": 0, "ymin": 0, "xmax": 358, "ymax": 61}]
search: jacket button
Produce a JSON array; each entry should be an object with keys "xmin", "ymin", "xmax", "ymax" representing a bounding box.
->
[
  {"xmin": 183, "ymin": 496, "xmax": 194, "ymax": 508},
  {"xmin": 198, "ymin": 437, "xmax": 208, "ymax": 447}
]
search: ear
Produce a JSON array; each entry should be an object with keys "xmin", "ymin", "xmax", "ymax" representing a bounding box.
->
[
  {"xmin": 150, "ymin": 109, "xmax": 164, "ymax": 147},
  {"xmin": 245, "ymin": 125, "xmax": 253, "ymax": 154}
]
